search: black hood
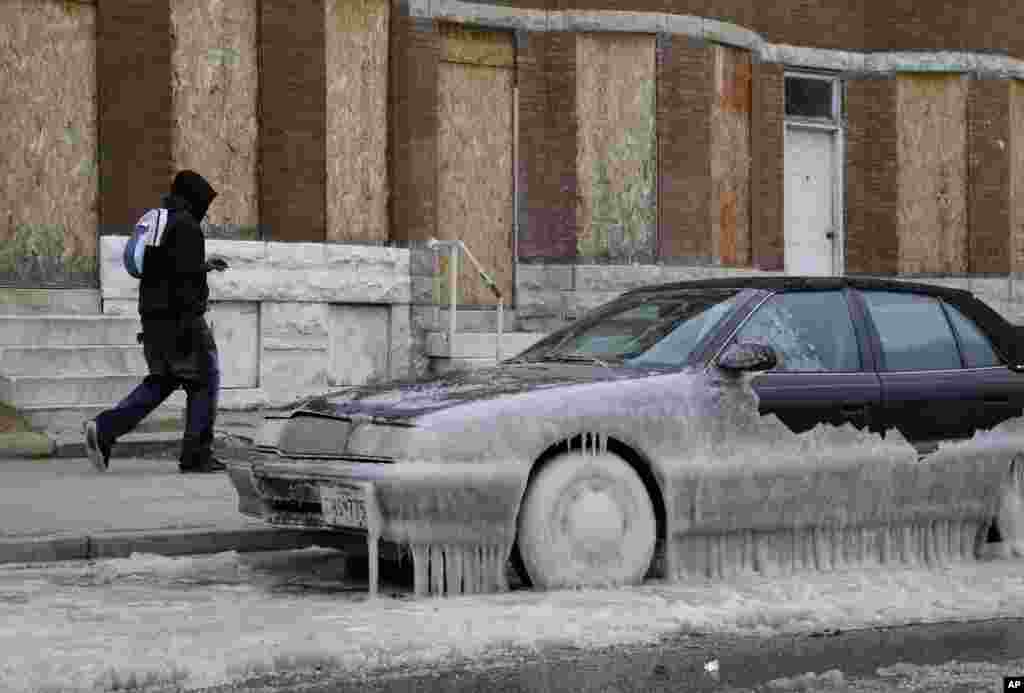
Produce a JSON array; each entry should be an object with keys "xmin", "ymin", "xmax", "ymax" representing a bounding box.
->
[{"xmin": 170, "ymin": 170, "xmax": 218, "ymax": 222}]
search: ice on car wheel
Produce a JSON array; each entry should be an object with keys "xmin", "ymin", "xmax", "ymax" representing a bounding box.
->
[{"xmin": 517, "ymin": 451, "xmax": 656, "ymax": 589}]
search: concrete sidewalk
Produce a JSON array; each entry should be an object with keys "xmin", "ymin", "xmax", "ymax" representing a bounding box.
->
[{"xmin": 0, "ymin": 453, "xmax": 361, "ymax": 566}]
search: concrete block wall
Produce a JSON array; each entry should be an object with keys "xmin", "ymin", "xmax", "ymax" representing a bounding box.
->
[{"xmin": 99, "ymin": 237, "xmax": 413, "ymax": 406}]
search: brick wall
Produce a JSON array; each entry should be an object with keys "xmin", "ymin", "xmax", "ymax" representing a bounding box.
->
[
  {"xmin": 259, "ymin": 0, "xmax": 327, "ymax": 242},
  {"xmin": 656, "ymin": 34, "xmax": 712, "ymax": 262},
  {"xmin": 97, "ymin": 0, "xmax": 174, "ymax": 234},
  {"xmin": 516, "ymin": 30, "xmax": 578, "ymax": 261},
  {"xmin": 389, "ymin": 13, "xmax": 439, "ymax": 245},
  {"xmin": 750, "ymin": 61, "xmax": 783, "ymax": 271},
  {"xmin": 967, "ymin": 78, "xmax": 1012, "ymax": 275},
  {"xmin": 500, "ymin": 1, "xmax": 1024, "ymax": 59},
  {"xmin": 846, "ymin": 77, "xmax": 899, "ymax": 275}
]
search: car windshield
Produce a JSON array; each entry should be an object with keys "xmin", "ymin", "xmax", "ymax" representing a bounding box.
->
[{"xmin": 514, "ymin": 289, "xmax": 745, "ymax": 369}]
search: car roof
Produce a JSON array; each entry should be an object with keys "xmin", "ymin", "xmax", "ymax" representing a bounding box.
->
[{"xmin": 622, "ymin": 275, "xmax": 973, "ymax": 299}]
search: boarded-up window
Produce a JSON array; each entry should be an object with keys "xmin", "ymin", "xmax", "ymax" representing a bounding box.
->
[
  {"xmin": 577, "ymin": 33, "xmax": 657, "ymax": 264},
  {"xmin": 712, "ymin": 44, "xmax": 752, "ymax": 266},
  {"xmin": 897, "ymin": 74, "xmax": 968, "ymax": 274},
  {"xmin": 1013, "ymin": 81, "xmax": 1024, "ymax": 273},
  {"xmin": 0, "ymin": 0, "xmax": 98, "ymax": 286},
  {"xmin": 437, "ymin": 24, "xmax": 514, "ymax": 306},
  {"xmin": 326, "ymin": 0, "xmax": 389, "ymax": 244},
  {"xmin": 172, "ymin": 0, "xmax": 260, "ymax": 239}
]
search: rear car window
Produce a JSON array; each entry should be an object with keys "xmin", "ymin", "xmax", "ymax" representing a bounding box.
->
[
  {"xmin": 943, "ymin": 302, "xmax": 1001, "ymax": 368},
  {"xmin": 732, "ymin": 290, "xmax": 861, "ymax": 371},
  {"xmin": 861, "ymin": 291, "xmax": 961, "ymax": 371}
]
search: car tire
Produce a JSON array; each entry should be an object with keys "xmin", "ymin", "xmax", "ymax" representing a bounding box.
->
[{"xmin": 517, "ymin": 451, "xmax": 656, "ymax": 590}]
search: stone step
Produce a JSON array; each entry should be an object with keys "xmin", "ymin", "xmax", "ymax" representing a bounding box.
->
[
  {"xmin": 418, "ymin": 308, "xmax": 521, "ymax": 333},
  {"xmin": 0, "ymin": 315, "xmax": 141, "ymax": 347},
  {"xmin": 23, "ymin": 403, "xmax": 268, "ymax": 438},
  {"xmin": 429, "ymin": 357, "xmax": 499, "ymax": 375},
  {"xmin": 0, "ymin": 289, "xmax": 102, "ymax": 315},
  {"xmin": 0, "ymin": 374, "xmax": 143, "ymax": 408},
  {"xmin": 425, "ymin": 331, "xmax": 548, "ymax": 360},
  {"xmin": 0, "ymin": 345, "xmax": 147, "ymax": 376}
]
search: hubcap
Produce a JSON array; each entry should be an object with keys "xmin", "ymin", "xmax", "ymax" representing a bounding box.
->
[{"xmin": 560, "ymin": 480, "xmax": 627, "ymax": 561}]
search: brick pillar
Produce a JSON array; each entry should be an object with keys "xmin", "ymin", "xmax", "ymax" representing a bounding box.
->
[
  {"xmin": 656, "ymin": 34, "xmax": 713, "ymax": 263},
  {"xmin": 846, "ymin": 77, "xmax": 899, "ymax": 275},
  {"xmin": 97, "ymin": 0, "xmax": 174, "ymax": 234},
  {"xmin": 750, "ymin": 60, "xmax": 784, "ymax": 271},
  {"xmin": 389, "ymin": 12, "xmax": 439, "ymax": 245},
  {"xmin": 259, "ymin": 0, "xmax": 327, "ymax": 242},
  {"xmin": 967, "ymin": 78, "xmax": 1012, "ymax": 274},
  {"xmin": 516, "ymin": 31, "xmax": 577, "ymax": 261}
]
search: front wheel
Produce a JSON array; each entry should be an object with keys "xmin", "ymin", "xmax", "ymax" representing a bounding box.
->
[{"xmin": 517, "ymin": 452, "xmax": 656, "ymax": 589}]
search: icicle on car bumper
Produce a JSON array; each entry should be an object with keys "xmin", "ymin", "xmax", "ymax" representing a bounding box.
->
[{"xmin": 226, "ymin": 455, "xmax": 525, "ymax": 597}]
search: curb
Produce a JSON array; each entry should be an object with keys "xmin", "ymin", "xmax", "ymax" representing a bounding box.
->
[
  {"xmin": 49, "ymin": 431, "xmax": 256, "ymax": 460},
  {"xmin": 0, "ymin": 431, "xmax": 56, "ymax": 459},
  {"xmin": 54, "ymin": 432, "xmax": 184, "ymax": 460},
  {"xmin": 0, "ymin": 526, "xmax": 374, "ymax": 565}
]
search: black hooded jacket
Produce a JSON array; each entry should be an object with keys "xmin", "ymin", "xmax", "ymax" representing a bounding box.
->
[{"xmin": 139, "ymin": 171, "xmax": 217, "ymax": 322}]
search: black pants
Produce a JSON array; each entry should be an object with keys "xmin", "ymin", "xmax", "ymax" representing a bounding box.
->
[{"xmin": 96, "ymin": 316, "xmax": 220, "ymax": 466}]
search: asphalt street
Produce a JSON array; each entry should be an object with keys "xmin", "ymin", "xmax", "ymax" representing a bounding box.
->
[{"xmin": 201, "ymin": 619, "xmax": 1024, "ymax": 692}]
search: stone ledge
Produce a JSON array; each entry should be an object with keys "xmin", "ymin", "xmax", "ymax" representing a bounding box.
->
[{"xmin": 100, "ymin": 237, "xmax": 411, "ymax": 304}]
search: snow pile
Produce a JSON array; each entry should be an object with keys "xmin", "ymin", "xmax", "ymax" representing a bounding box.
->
[{"xmin": 3, "ymin": 551, "xmax": 1024, "ymax": 692}]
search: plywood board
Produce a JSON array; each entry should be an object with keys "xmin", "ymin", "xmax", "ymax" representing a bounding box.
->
[
  {"xmin": 0, "ymin": 0, "xmax": 98, "ymax": 283},
  {"xmin": 172, "ymin": 0, "xmax": 259, "ymax": 234},
  {"xmin": 710, "ymin": 44, "xmax": 752, "ymax": 267},
  {"xmin": 897, "ymin": 74, "xmax": 968, "ymax": 274},
  {"xmin": 1012, "ymin": 81, "xmax": 1024, "ymax": 274},
  {"xmin": 576, "ymin": 33, "xmax": 657, "ymax": 263},
  {"xmin": 437, "ymin": 58, "xmax": 514, "ymax": 307},
  {"xmin": 326, "ymin": 0, "xmax": 389, "ymax": 244}
]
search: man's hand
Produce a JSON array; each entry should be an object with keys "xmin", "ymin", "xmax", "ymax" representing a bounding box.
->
[{"xmin": 205, "ymin": 257, "xmax": 229, "ymax": 273}]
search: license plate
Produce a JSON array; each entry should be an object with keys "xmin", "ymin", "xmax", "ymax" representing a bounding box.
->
[{"xmin": 320, "ymin": 484, "xmax": 368, "ymax": 529}]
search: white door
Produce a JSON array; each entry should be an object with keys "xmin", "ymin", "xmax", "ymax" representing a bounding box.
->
[{"xmin": 785, "ymin": 126, "xmax": 837, "ymax": 276}]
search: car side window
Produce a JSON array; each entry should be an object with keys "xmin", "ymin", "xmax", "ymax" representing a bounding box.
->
[
  {"xmin": 731, "ymin": 290, "xmax": 862, "ymax": 372},
  {"xmin": 943, "ymin": 302, "xmax": 1001, "ymax": 368},
  {"xmin": 861, "ymin": 291, "xmax": 961, "ymax": 371}
]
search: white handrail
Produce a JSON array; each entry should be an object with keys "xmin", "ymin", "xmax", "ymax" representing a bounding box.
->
[{"xmin": 427, "ymin": 238, "xmax": 505, "ymax": 364}]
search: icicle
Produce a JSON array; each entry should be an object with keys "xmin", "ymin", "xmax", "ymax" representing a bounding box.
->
[
  {"xmin": 368, "ymin": 532, "xmax": 380, "ymax": 599},
  {"xmin": 412, "ymin": 544, "xmax": 429, "ymax": 597},
  {"xmin": 830, "ymin": 526, "xmax": 843, "ymax": 569},
  {"xmin": 496, "ymin": 545, "xmax": 510, "ymax": 592},
  {"xmin": 445, "ymin": 545, "xmax": 462, "ymax": 596},
  {"xmin": 466, "ymin": 545, "xmax": 481, "ymax": 594},
  {"xmin": 485, "ymin": 546, "xmax": 499, "ymax": 592},
  {"xmin": 430, "ymin": 545, "xmax": 445, "ymax": 595}
]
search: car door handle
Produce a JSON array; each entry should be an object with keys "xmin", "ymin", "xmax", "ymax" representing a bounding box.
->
[
  {"xmin": 984, "ymin": 396, "xmax": 1010, "ymax": 405},
  {"xmin": 840, "ymin": 404, "xmax": 868, "ymax": 416}
]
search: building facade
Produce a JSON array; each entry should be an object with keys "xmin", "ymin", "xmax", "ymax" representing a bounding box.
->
[{"xmin": 3, "ymin": 0, "xmax": 1024, "ymax": 298}]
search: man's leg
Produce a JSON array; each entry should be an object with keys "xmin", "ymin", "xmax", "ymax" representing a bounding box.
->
[
  {"xmin": 88, "ymin": 374, "xmax": 178, "ymax": 470},
  {"xmin": 179, "ymin": 328, "xmax": 222, "ymax": 472}
]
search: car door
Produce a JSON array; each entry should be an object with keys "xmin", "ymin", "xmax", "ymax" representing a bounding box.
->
[
  {"xmin": 728, "ymin": 288, "xmax": 882, "ymax": 434},
  {"xmin": 940, "ymin": 298, "xmax": 1024, "ymax": 432},
  {"xmin": 855, "ymin": 289, "xmax": 999, "ymax": 443}
]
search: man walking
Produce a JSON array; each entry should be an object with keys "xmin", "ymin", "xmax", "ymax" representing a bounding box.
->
[{"xmin": 85, "ymin": 170, "xmax": 228, "ymax": 473}]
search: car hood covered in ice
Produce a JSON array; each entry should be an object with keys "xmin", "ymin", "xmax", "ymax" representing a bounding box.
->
[{"xmin": 297, "ymin": 362, "xmax": 651, "ymax": 421}]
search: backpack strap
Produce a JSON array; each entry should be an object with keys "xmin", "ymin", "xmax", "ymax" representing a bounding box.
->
[{"xmin": 152, "ymin": 208, "xmax": 169, "ymax": 246}]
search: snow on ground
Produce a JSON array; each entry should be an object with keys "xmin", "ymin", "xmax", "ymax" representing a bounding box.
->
[{"xmin": 2, "ymin": 549, "xmax": 1024, "ymax": 692}]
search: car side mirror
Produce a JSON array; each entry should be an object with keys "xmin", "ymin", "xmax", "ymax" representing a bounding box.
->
[{"xmin": 717, "ymin": 342, "xmax": 778, "ymax": 374}]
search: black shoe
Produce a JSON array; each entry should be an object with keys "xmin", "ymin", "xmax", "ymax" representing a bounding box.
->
[
  {"xmin": 179, "ymin": 457, "xmax": 227, "ymax": 474},
  {"xmin": 83, "ymin": 420, "xmax": 111, "ymax": 472}
]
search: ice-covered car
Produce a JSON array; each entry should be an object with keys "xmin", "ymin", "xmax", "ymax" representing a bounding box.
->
[{"xmin": 227, "ymin": 277, "xmax": 1024, "ymax": 594}]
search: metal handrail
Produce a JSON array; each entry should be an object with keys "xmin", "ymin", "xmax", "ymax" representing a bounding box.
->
[{"xmin": 427, "ymin": 238, "xmax": 505, "ymax": 363}]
